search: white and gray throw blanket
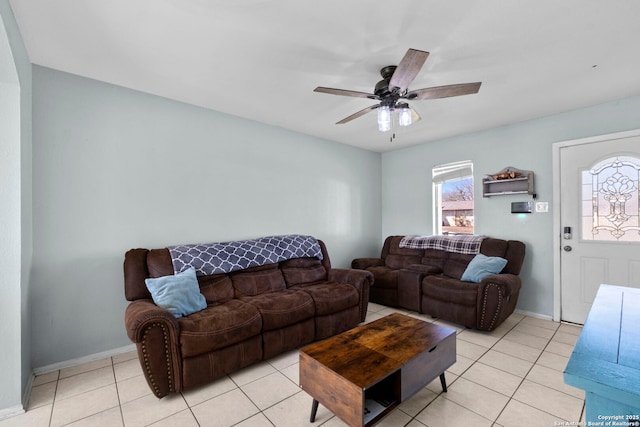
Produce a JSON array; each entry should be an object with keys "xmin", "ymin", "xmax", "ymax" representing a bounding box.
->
[
  {"xmin": 399, "ymin": 234, "xmax": 486, "ymax": 254},
  {"xmin": 168, "ymin": 234, "xmax": 323, "ymax": 275}
]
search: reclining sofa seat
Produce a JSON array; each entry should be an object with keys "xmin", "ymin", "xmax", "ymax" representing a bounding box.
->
[
  {"xmin": 351, "ymin": 235, "xmax": 425, "ymax": 308},
  {"xmin": 124, "ymin": 239, "xmax": 371, "ymax": 398},
  {"xmin": 352, "ymin": 235, "xmax": 525, "ymax": 331}
]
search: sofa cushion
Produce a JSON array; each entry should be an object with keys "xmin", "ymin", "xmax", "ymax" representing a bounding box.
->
[
  {"xmin": 387, "ymin": 236, "xmax": 425, "ymax": 256},
  {"xmin": 503, "ymin": 240, "xmax": 526, "ymax": 275},
  {"xmin": 441, "ymin": 252, "xmax": 475, "ymax": 279},
  {"xmin": 231, "ymin": 263, "xmax": 285, "ymax": 296},
  {"xmin": 281, "ymin": 257, "xmax": 327, "ymax": 286},
  {"xmin": 144, "ymin": 248, "xmax": 234, "ymax": 304},
  {"xmin": 367, "ymin": 266, "xmax": 399, "ymax": 289},
  {"xmin": 422, "ymin": 275, "xmax": 478, "ymax": 307},
  {"xmin": 294, "ymin": 282, "xmax": 359, "ymax": 315},
  {"xmin": 385, "ymin": 254, "xmax": 423, "ymax": 269},
  {"xmin": 461, "ymin": 254, "xmax": 508, "ymax": 283},
  {"xmin": 197, "ymin": 274, "xmax": 234, "ymax": 304},
  {"xmin": 421, "ymin": 249, "xmax": 449, "ymax": 269},
  {"xmin": 379, "ymin": 236, "xmax": 424, "ymax": 269},
  {"xmin": 479, "ymin": 238, "xmax": 509, "ymax": 258},
  {"xmin": 145, "ymin": 267, "xmax": 207, "ymax": 318},
  {"xmin": 177, "ymin": 299, "xmax": 262, "ymax": 357},
  {"xmin": 241, "ymin": 290, "xmax": 315, "ymax": 330},
  {"xmin": 147, "ymin": 248, "xmax": 174, "ymax": 278}
]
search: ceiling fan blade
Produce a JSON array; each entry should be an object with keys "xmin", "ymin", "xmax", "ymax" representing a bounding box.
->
[
  {"xmin": 389, "ymin": 49, "xmax": 429, "ymax": 92},
  {"xmin": 336, "ymin": 104, "xmax": 379, "ymax": 124},
  {"xmin": 314, "ymin": 87, "xmax": 378, "ymax": 100},
  {"xmin": 406, "ymin": 82, "xmax": 482, "ymax": 100}
]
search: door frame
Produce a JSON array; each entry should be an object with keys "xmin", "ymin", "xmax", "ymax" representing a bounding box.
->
[{"xmin": 552, "ymin": 128, "xmax": 640, "ymax": 322}]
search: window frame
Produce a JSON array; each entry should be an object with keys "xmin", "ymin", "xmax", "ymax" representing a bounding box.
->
[{"xmin": 432, "ymin": 160, "xmax": 474, "ymax": 235}]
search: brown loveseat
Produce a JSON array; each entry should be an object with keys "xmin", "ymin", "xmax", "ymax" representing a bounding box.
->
[
  {"xmin": 124, "ymin": 237, "xmax": 371, "ymax": 398},
  {"xmin": 352, "ymin": 235, "xmax": 525, "ymax": 331}
]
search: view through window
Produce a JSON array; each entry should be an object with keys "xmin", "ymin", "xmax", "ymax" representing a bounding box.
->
[{"xmin": 433, "ymin": 161, "xmax": 474, "ymax": 235}]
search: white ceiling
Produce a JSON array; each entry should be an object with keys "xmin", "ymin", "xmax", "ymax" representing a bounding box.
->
[{"xmin": 10, "ymin": 0, "xmax": 640, "ymax": 152}]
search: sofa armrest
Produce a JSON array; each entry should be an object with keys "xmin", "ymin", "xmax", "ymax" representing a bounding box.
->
[
  {"xmin": 476, "ymin": 274, "xmax": 522, "ymax": 331},
  {"xmin": 125, "ymin": 299, "xmax": 180, "ymax": 342},
  {"xmin": 351, "ymin": 258, "xmax": 384, "ymax": 270},
  {"xmin": 394, "ymin": 265, "xmax": 440, "ymax": 312},
  {"xmin": 479, "ymin": 273, "xmax": 521, "ymax": 298},
  {"xmin": 124, "ymin": 300, "xmax": 182, "ymax": 397},
  {"xmin": 328, "ymin": 268, "xmax": 373, "ymax": 322}
]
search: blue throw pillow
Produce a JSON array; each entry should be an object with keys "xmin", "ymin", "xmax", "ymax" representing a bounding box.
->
[
  {"xmin": 461, "ymin": 254, "xmax": 508, "ymax": 283},
  {"xmin": 145, "ymin": 267, "xmax": 207, "ymax": 318}
]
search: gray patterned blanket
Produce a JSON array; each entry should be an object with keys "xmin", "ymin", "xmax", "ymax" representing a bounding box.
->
[
  {"xmin": 168, "ymin": 234, "xmax": 323, "ymax": 275},
  {"xmin": 399, "ymin": 234, "xmax": 486, "ymax": 254}
]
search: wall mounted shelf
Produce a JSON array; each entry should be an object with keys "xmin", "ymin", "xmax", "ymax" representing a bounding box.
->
[{"xmin": 482, "ymin": 167, "xmax": 535, "ymax": 197}]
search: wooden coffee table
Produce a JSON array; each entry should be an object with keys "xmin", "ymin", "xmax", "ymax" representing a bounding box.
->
[{"xmin": 299, "ymin": 312, "xmax": 456, "ymax": 427}]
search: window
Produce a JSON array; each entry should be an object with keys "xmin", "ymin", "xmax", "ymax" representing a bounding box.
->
[
  {"xmin": 433, "ymin": 161, "xmax": 474, "ymax": 235},
  {"xmin": 581, "ymin": 155, "xmax": 640, "ymax": 241}
]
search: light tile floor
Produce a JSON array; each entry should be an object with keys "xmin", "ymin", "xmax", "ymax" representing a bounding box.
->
[{"xmin": 1, "ymin": 303, "xmax": 586, "ymax": 427}]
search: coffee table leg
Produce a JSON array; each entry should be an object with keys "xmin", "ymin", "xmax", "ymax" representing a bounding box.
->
[
  {"xmin": 439, "ymin": 373, "xmax": 448, "ymax": 392},
  {"xmin": 310, "ymin": 399, "xmax": 319, "ymax": 422}
]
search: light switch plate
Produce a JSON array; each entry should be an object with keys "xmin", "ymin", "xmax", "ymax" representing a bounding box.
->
[{"xmin": 535, "ymin": 202, "xmax": 549, "ymax": 213}]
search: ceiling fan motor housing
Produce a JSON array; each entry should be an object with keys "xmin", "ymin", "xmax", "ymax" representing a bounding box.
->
[
  {"xmin": 374, "ymin": 79, "xmax": 391, "ymax": 98},
  {"xmin": 380, "ymin": 65, "xmax": 397, "ymax": 79},
  {"xmin": 374, "ymin": 65, "xmax": 398, "ymax": 98}
]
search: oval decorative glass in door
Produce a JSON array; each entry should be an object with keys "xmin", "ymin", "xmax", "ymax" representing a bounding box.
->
[{"xmin": 581, "ymin": 155, "xmax": 640, "ymax": 241}]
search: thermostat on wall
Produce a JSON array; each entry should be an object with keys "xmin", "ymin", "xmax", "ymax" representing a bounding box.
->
[{"xmin": 511, "ymin": 201, "xmax": 532, "ymax": 214}]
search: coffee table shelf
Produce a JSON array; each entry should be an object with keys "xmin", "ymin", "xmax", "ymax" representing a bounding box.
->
[{"xmin": 299, "ymin": 313, "xmax": 456, "ymax": 427}]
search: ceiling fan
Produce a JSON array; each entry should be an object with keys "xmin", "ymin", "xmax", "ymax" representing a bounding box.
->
[{"xmin": 314, "ymin": 48, "xmax": 481, "ymax": 136}]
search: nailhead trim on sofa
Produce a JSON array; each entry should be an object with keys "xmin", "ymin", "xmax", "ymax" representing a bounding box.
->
[
  {"xmin": 480, "ymin": 283, "xmax": 502, "ymax": 331},
  {"xmin": 141, "ymin": 322, "xmax": 172, "ymax": 397}
]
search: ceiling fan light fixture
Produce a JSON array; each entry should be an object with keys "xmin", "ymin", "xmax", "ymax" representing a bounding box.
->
[
  {"xmin": 377, "ymin": 105, "xmax": 391, "ymax": 132},
  {"xmin": 314, "ymin": 49, "xmax": 480, "ymax": 138},
  {"xmin": 398, "ymin": 103, "xmax": 412, "ymax": 127}
]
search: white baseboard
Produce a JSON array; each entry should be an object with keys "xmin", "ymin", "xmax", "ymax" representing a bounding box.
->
[
  {"xmin": 21, "ymin": 371, "xmax": 35, "ymax": 411},
  {"xmin": 15, "ymin": 344, "xmax": 136, "ymax": 418},
  {"xmin": 0, "ymin": 370, "xmax": 35, "ymax": 420},
  {"xmin": 514, "ymin": 309, "xmax": 553, "ymax": 322},
  {"xmin": 33, "ymin": 343, "xmax": 136, "ymax": 376},
  {"xmin": 0, "ymin": 405, "xmax": 25, "ymax": 421}
]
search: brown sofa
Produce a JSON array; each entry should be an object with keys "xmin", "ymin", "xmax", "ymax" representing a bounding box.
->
[
  {"xmin": 124, "ymin": 238, "xmax": 372, "ymax": 398},
  {"xmin": 352, "ymin": 235, "xmax": 525, "ymax": 331}
]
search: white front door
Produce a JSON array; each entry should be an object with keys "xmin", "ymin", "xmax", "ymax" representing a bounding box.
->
[{"xmin": 558, "ymin": 131, "xmax": 640, "ymax": 324}]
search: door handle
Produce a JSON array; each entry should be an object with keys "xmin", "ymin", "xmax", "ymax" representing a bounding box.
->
[{"xmin": 563, "ymin": 246, "xmax": 572, "ymax": 252}]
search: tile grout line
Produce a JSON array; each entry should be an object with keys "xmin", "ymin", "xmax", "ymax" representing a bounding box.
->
[
  {"xmin": 53, "ymin": 363, "xmax": 122, "ymax": 427},
  {"xmin": 404, "ymin": 314, "xmax": 526, "ymax": 426},
  {"xmin": 454, "ymin": 314, "xmax": 528, "ymax": 426},
  {"xmin": 111, "ymin": 357, "xmax": 128, "ymax": 427},
  {"xmin": 422, "ymin": 314, "xmax": 583, "ymax": 425},
  {"xmin": 24, "ymin": 311, "xmax": 585, "ymax": 427},
  {"xmin": 503, "ymin": 321, "xmax": 582, "ymax": 424},
  {"xmin": 47, "ymin": 371, "xmax": 59, "ymax": 427},
  {"xmin": 491, "ymin": 314, "xmax": 542, "ymax": 426}
]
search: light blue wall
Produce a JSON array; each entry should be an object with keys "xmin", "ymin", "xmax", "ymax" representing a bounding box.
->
[
  {"xmin": 31, "ymin": 66, "xmax": 382, "ymax": 368},
  {"xmin": 15, "ymin": 20, "xmax": 640, "ymax": 394},
  {"xmin": 382, "ymin": 95, "xmax": 640, "ymax": 317},
  {"xmin": 0, "ymin": 0, "xmax": 31, "ymax": 415}
]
